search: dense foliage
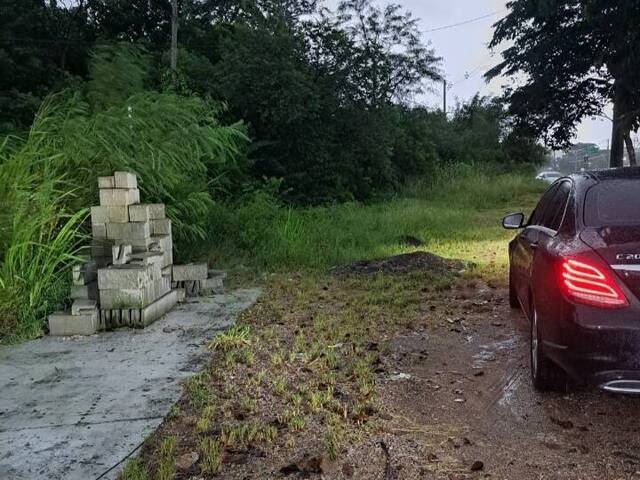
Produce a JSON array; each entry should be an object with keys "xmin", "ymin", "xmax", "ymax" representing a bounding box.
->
[
  {"xmin": 2, "ymin": 0, "xmax": 545, "ymax": 203},
  {"xmin": 487, "ymin": 0, "xmax": 640, "ymax": 167}
]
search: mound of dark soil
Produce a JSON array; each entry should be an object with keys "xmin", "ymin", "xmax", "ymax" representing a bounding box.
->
[{"xmin": 330, "ymin": 251, "xmax": 467, "ymax": 276}]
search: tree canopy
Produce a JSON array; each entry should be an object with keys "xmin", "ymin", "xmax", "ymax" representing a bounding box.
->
[
  {"xmin": 1, "ymin": 0, "xmax": 546, "ymax": 204},
  {"xmin": 487, "ymin": 0, "xmax": 640, "ymax": 167}
]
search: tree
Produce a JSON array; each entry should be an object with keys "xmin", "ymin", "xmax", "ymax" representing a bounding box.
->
[
  {"xmin": 487, "ymin": 0, "xmax": 640, "ymax": 167},
  {"xmin": 336, "ymin": 0, "xmax": 441, "ymax": 107},
  {"xmin": 0, "ymin": 0, "xmax": 92, "ymax": 133}
]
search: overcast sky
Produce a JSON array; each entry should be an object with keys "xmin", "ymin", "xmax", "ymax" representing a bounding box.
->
[{"xmin": 323, "ymin": 0, "xmax": 613, "ymax": 148}]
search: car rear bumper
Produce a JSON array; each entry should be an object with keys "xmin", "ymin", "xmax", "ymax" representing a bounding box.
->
[{"xmin": 544, "ymin": 324, "xmax": 640, "ymax": 390}]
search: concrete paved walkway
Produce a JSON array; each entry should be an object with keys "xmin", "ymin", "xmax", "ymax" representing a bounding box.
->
[{"xmin": 0, "ymin": 288, "xmax": 261, "ymax": 480}]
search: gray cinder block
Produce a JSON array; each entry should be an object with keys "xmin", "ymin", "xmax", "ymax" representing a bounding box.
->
[
  {"xmin": 106, "ymin": 221, "xmax": 150, "ymax": 243},
  {"xmin": 114, "ymin": 171, "xmax": 138, "ymax": 189},
  {"xmin": 71, "ymin": 299, "xmax": 98, "ymax": 316},
  {"xmin": 97, "ymin": 265, "xmax": 152, "ymax": 290},
  {"xmin": 99, "ymin": 288, "xmax": 146, "ymax": 309},
  {"xmin": 112, "ymin": 244, "xmax": 132, "ymax": 265},
  {"xmin": 151, "ymin": 219, "xmax": 171, "ymax": 235},
  {"xmin": 200, "ymin": 276, "xmax": 224, "ymax": 295},
  {"xmin": 98, "ymin": 176, "xmax": 115, "ymax": 189},
  {"xmin": 129, "ymin": 204, "xmax": 151, "ymax": 222},
  {"xmin": 176, "ymin": 288, "xmax": 186, "ymax": 303},
  {"xmin": 91, "ymin": 223, "xmax": 107, "ymax": 240},
  {"xmin": 72, "ymin": 262, "xmax": 97, "ymax": 286},
  {"xmin": 91, "ymin": 205, "xmax": 129, "ymax": 224},
  {"xmin": 148, "ymin": 204, "xmax": 165, "ymax": 219},
  {"xmin": 140, "ymin": 289, "xmax": 178, "ymax": 327},
  {"xmin": 70, "ymin": 281, "xmax": 98, "ymax": 300},
  {"xmin": 172, "ymin": 263, "xmax": 208, "ymax": 282},
  {"xmin": 130, "ymin": 251, "xmax": 163, "ymax": 269},
  {"xmin": 49, "ymin": 311, "xmax": 99, "ymax": 336},
  {"xmin": 99, "ymin": 188, "xmax": 140, "ymax": 206}
]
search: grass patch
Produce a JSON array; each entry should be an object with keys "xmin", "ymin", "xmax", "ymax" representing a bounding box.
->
[{"xmin": 210, "ymin": 170, "xmax": 544, "ymax": 279}]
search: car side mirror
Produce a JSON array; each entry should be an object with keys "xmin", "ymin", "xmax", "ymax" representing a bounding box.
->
[{"xmin": 502, "ymin": 212, "xmax": 525, "ymax": 230}]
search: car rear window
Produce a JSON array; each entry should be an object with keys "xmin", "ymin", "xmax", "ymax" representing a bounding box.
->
[{"xmin": 584, "ymin": 180, "xmax": 640, "ymax": 227}]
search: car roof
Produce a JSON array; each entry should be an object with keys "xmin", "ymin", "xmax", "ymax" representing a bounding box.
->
[{"xmin": 575, "ymin": 166, "xmax": 640, "ymax": 182}]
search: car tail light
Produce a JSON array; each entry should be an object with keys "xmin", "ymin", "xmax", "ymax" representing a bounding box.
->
[{"xmin": 559, "ymin": 258, "xmax": 628, "ymax": 308}]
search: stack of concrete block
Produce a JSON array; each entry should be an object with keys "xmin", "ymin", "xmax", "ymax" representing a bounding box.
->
[
  {"xmin": 92, "ymin": 172, "xmax": 177, "ymax": 329},
  {"xmin": 48, "ymin": 171, "xmax": 227, "ymax": 336},
  {"xmin": 48, "ymin": 261, "xmax": 101, "ymax": 336},
  {"xmin": 172, "ymin": 264, "xmax": 226, "ymax": 298}
]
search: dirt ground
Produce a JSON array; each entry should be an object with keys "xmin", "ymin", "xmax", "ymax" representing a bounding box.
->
[
  {"xmin": 130, "ymin": 255, "xmax": 640, "ymax": 480},
  {"xmin": 353, "ymin": 283, "xmax": 640, "ymax": 480}
]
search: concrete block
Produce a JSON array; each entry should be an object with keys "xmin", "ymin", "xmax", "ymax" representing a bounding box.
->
[
  {"xmin": 99, "ymin": 188, "xmax": 140, "ymax": 206},
  {"xmin": 151, "ymin": 218, "xmax": 171, "ymax": 236},
  {"xmin": 98, "ymin": 176, "xmax": 115, "ymax": 189},
  {"xmin": 99, "ymin": 288, "xmax": 145, "ymax": 309},
  {"xmin": 97, "ymin": 265, "xmax": 152, "ymax": 290},
  {"xmin": 176, "ymin": 288, "xmax": 186, "ymax": 303},
  {"xmin": 91, "ymin": 239, "xmax": 115, "ymax": 260},
  {"xmin": 91, "ymin": 205, "xmax": 129, "ymax": 224},
  {"xmin": 185, "ymin": 280, "xmax": 200, "ymax": 297},
  {"xmin": 161, "ymin": 266, "xmax": 172, "ymax": 278},
  {"xmin": 114, "ymin": 171, "xmax": 138, "ymax": 189},
  {"xmin": 200, "ymin": 276, "xmax": 224, "ymax": 295},
  {"xmin": 106, "ymin": 221, "xmax": 150, "ymax": 242},
  {"xmin": 148, "ymin": 203, "xmax": 165, "ymax": 219},
  {"xmin": 71, "ymin": 299, "xmax": 98, "ymax": 316},
  {"xmin": 208, "ymin": 269, "xmax": 228, "ymax": 281},
  {"xmin": 172, "ymin": 263, "xmax": 208, "ymax": 282},
  {"xmin": 72, "ymin": 262, "xmax": 97, "ymax": 286},
  {"xmin": 49, "ymin": 311, "xmax": 99, "ymax": 336},
  {"xmin": 112, "ymin": 244, "xmax": 132, "ymax": 265},
  {"xmin": 129, "ymin": 204, "xmax": 150, "ymax": 222},
  {"xmin": 149, "ymin": 234, "xmax": 173, "ymax": 268},
  {"xmin": 91, "ymin": 223, "xmax": 107, "ymax": 240},
  {"xmin": 140, "ymin": 289, "xmax": 178, "ymax": 327},
  {"xmin": 130, "ymin": 251, "xmax": 162, "ymax": 266},
  {"xmin": 70, "ymin": 281, "xmax": 98, "ymax": 300}
]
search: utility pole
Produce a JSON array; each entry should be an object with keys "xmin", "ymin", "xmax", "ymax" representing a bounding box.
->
[
  {"xmin": 170, "ymin": 0, "xmax": 178, "ymax": 83},
  {"xmin": 442, "ymin": 79, "xmax": 447, "ymax": 116}
]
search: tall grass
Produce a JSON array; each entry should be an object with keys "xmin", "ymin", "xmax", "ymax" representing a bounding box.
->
[
  {"xmin": 208, "ymin": 168, "xmax": 545, "ymax": 274},
  {"xmin": 0, "ymin": 129, "xmax": 88, "ymax": 341}
]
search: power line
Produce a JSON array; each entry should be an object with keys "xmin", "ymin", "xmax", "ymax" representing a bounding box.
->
[{"xmin": 422, "ymin": 10, "xmax": 505, "ymax": 34}]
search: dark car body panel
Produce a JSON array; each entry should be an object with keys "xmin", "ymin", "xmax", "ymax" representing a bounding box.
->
[{"xmin": 508, "ymin": 167, "xmax": 640, "ymax": 390}]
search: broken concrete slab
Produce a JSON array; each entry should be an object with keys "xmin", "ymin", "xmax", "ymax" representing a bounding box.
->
[
  {"xmin": 48, "ymin": 310, "xmax": 99, "ymax": 336},
  {"xmin": 172, "ymin": 263, "xmax": 208, "ymax": 282},
  {"xmin": 0, "ymin": 288, "xmax": 260, "ymax": 480}
]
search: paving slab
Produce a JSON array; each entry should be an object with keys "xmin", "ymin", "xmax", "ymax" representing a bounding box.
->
[{"xmin": 0, "ymin": 288, "xmax": 261, "ymax": 480}]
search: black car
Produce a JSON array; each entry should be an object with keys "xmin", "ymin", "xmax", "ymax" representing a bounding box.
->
[{"xmin": 503, "ymin": 167, "xmax": 640, "ymax": 393}]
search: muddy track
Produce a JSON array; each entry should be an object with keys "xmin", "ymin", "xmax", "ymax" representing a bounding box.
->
[{"xmin": 372, "ymin": 285, "xmax": 640, "ymax": 480}]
